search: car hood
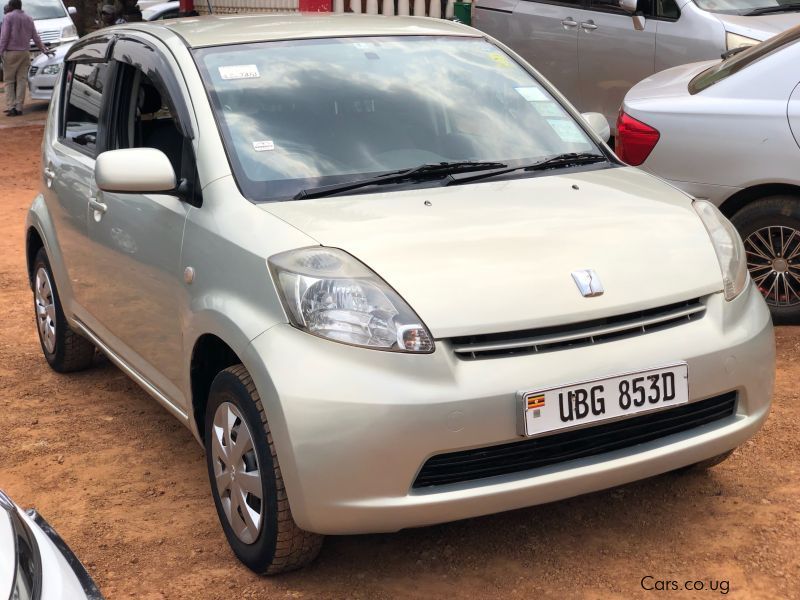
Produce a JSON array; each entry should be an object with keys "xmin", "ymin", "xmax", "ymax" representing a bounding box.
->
[
  {"xmin": 717, "ymin": 12, "xmax": 800, "ymax": 40},
  {"xmin": 625, "ymin": 60, "xmax": 717, "ymax": 101},
  {"xmin": 260, "ymin": 167, "xmax": 723, "ymax": 338},
  {"xmin": 31, "ymin": 41, "xmax": 73, "ymax": 69}
]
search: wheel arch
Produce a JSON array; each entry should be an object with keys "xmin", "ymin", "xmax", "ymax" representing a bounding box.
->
[
  {"xmin": 26, "ymin": 226, "xmax": 45, "ymax": 289},
  {"xmin": 718, "ymin": 183, "xmax": 800, "ymax": 219},
  {"xmin": 189, "ymin": 333, "xmax": 243, "ymax": 442}
]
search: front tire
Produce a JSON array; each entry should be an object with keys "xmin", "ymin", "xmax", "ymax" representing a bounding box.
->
[
  {"xmin": 204, "ymin": 365, "xmax": 323, "ymax": 574},
  {"xmin": 32, "ymin": 249, "xmax": 95, "ymax": 373},
  {"xmin": 730, "ymin": 196, "xmax": 800, "ymax": 323}
]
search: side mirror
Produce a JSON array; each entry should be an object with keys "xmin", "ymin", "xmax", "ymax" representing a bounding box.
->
[
  {"xmin": 67, "ymin": 6, "xmax": 77, "ymax": 14},
  {"xmin": 95, "ymin": 148, "xmax": 177, "ymax": 194},
  {"xmin": 581, "ymin": 112, "xmax": 611, "ymax": 143},
  {"xmin": 618, "ymin": 0, "xmax": 637, "ymax": 13}
]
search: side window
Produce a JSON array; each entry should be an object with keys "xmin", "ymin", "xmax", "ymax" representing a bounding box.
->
[
  {"xmin": 589, "ymin": 0, "xmax": 627, "ymax": 12},
  {"xmin": 110, "ymin": 63, "xmax": 186, "ymax": 176},
  {"xmin": 62, "ymin": 61, "xmax": 109, "ymax": 156},
  {"xmin": 655, "ymin": 0, "xmax": 680, "ymax": 19}
]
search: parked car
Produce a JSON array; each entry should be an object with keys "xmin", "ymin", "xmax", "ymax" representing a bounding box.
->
[
  {"xmin": 0, "ymin": 489, "xmax": 104, "ymax": 599},
  {"xmin": 140, "ymin": 1, "xmax": 179, "ymax": 21},
  {"xmin": 473, "ymin": 0, "xmax": 800, "ymax": 131},
  {"xmin": 619, "ymin": 25, "xmax": 800, "ymax": 321},
  {"xmin": 0, "ymin": 0, "xmax": 77, "ymax": 81},
  {"xmin": 26, "ymin": 14, "xmax": 774, "ymax": 574},
  {"xmin": 28, "ymin": 2, "xmax": 179, "ymax": 102}
]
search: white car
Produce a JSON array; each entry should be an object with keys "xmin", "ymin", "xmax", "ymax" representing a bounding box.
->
[
  {"xmin": 619, "ymin": 25, "xmax": 800, "ymax": 321},
  {"xmin": 27, "ymin": 15, "xmax": 774, "ymax": 574},
  {"xmin": 0, "ymin": 490, "xmax": 103, "ymax": 599},
  {"xmin": 28, "ymin": 2, "xmax": 178, "ymax": 101}
]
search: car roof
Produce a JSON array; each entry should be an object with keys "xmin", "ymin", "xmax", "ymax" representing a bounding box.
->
[{"xmin": 139, "ymin": 13, "xmax": 481, "ymax": 48}]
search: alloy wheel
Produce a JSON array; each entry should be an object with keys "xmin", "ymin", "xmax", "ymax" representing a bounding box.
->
[
  {"xmin": 34, "ymin": 267, "xmax": 57, "ymax": 353},
  {"xmin": 211, "ymin": 401, "xmax": 264, "ymax": 544},
  {"xmin": 744, "ymin": 225, "xmax": 800, "ymax": 307}
]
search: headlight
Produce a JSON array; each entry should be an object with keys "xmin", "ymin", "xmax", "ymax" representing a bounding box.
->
[
  {"xmin": 41, "ymin": 63, "xmax": 61, "ymax": 75},
  {"xmin": 269, "ymin": 247, "xmax": 434, "ymax": 352},
  {"xmin": 726, "ymin": 31, "xmax": 758, "ymax": 51},
  {"xmin": 693, "ymin": 200, "xmax": 748, "ymax": 301},
  {"xmin": 61, "ymin": 24, "xmax": 78, "ymax": 39}
]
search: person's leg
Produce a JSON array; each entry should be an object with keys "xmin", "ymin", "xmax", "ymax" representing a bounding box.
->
[
  {"xmin": 3, "ymin": 52, "xmax": 17, "ymax": 112},
  {"xmin": 13, "ymin": 51, "xmax": 31, "ymax": 112},
  {"xmin": 3, "ymin": 50, "xmax": 30, "ymax": 110}
]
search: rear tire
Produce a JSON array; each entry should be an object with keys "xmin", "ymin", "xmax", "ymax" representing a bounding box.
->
[
  {"xmin": 32, "ymin": 249, "xmax": 95, "ymax": 373},
  {"xmin": 204, "ymin": 365, "xmax": 323, "ymax": 574},
  {"xmin": 730, "ymin": 196, "xmax": 800, "ymax": 324}
]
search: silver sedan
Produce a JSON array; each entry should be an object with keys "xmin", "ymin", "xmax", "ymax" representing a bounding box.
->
[
  {"xmin": 619, "ymin": 26, "xmax": 800, "ymax": 321},
  {"xmin": 0, "ymin": 490, "xmax": 103, "ymax": 599}
]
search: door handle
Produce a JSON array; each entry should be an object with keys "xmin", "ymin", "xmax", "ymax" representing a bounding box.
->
[
  {"xmin": 43, "ymin": 167, "xmax": 55, "ymax": 188},
  {"xmin": 580, "ymin": 20, "xmax": 598, "ymax": 30},
  {"xmin": 88, "ymin": 198, "xmax": 108, "ymax": 219},
  {"xmin": 561, "ymin": 17, "xmax": 578, "ymax": 28}
]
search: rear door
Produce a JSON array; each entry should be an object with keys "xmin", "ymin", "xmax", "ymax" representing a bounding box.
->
[
  {"xmin": 577, "ymin": 0, "xmax": 656, "ymax": 126},
  {"xmin": 43, "ymin": 36, "xmax": 113, "ymax": 322},
  {"xmin": 476, "ymin": 0, "xmax": 584, "ymax": 107}
]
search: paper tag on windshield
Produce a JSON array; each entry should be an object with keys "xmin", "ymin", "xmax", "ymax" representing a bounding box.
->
[
  {"xmin": 252, "ymin": 140, "xmax": 275, "ymax": 152},
  {"xmin": 515, "ymin": 87, "xmax": 548, "ymax": 102},
  {"xmin": 218, "ymin": 64, "xmax": 260, "ymax": 80},
  {"xmin": 547, "ymin": 118, "xmax": 586, "ymax": 143}
]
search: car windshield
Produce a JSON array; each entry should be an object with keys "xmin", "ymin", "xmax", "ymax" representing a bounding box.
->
[
  {"xmin": 689, "ymin": 25, "xmax": 800, "ymax": 93},
  {"xmin": 12, "ymin": 0, "xmax": 67, "ymax": 20},
  {"xmin": 693, "ymin": 0, "xmax": 800, "ymax": 15},
  {"xmin": 194, "ymin": 36, "xmax": 602, "ymax": 202}
]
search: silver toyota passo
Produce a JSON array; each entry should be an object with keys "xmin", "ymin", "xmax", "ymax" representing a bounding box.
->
[{"xmin": 26, "ymin": 15, "xmax": 775, "ymax": 574}]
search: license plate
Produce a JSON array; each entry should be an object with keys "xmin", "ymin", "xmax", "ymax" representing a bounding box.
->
[{"xmin": 517, "ymin": 363, "xmax": 689, "ymax": 437}]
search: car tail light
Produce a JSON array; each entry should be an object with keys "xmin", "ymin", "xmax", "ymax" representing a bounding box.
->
[{"xmin": 615, "ymin": 112, "xmax": 660, "ymax": 166}]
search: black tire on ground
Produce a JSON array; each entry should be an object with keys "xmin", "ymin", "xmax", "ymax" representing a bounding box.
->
[
  {"xmin": 204, "ymin": 365, "xmax": 323, "ymax": 575},
  {"xmin": 729, "ymin": 195, "xmax": 800, "ymax": 324},
  {"xmin": 32, "ymin": 248, "xmax": 95, "ymax": 373}
]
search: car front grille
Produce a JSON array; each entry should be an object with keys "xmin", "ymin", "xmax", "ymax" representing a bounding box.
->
[
  {"xmin": 449, "ymin": 298, "xmax": 706, "ymax": 360},
  {"xmin": 29, "ymin": 66, "xmax": 38, "ymax": 77},
  {"xmin": 412, "ymin": 392, "xmax": 737, "ymax": 489},
  {"xmin": 37, "ymin": 30, "xmax": 60, "ymax": 44}
]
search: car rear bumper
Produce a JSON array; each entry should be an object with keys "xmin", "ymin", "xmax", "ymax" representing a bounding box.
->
[{"xmin": 246, "ymin": 284, "xmax": 774, "ymax": 535}]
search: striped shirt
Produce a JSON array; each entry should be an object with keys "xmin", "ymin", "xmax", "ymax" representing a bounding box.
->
[{"xmin": 0, "ymin": 10, "xmax": 47, "ymax": 54}]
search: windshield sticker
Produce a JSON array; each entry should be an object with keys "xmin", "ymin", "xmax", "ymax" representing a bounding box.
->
[
  {"xmin": 547, "ymin": 119, "xmax": 586, "ymax": 143},
  {"xmin": 252, "ymin": 140, "xmax": 275, "ymax": 152},
  {"xmin": 218, "ymin": 64, "xmax": 260, "ymax": 80},
  {"xmin": 515, "ymin": 86, "xmax": 548, "ymax": 102},
  {"xmin": 488, "ymin": 53, "xmax": 512, "ymax": 68},
  {"xmin": 533, "ymin": 102, "xmax": 563, "ymax": 117}
]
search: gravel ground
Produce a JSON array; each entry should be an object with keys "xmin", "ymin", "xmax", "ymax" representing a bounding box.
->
[{"xmin": 0, "ymin": 120, "xmax": 798, "ymax": 599}]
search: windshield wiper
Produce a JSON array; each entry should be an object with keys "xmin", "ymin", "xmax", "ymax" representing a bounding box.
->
[
  {"xmin": 292, "ymin": 161, "xmax": 508, "ymax": 200},
  {"xmin": 744, "ymin": 2, "xmax": 800, "ymax": 15},
  {"xmin": 446, "ymin": 152, "xmax": 609, "ymax": 186},
  {"xmin": 721, "ymin": 46, "xmax": 749, "ymax": 59}
]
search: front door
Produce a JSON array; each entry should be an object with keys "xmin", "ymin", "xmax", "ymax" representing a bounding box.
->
[{"xmin": 85, "ymin": 37, "xmax": 193, "ymax": 407}]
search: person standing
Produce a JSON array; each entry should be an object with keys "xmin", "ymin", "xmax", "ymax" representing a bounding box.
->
[{"xmin": 0, "ymin": 0, "xmax": 52, "ymax": 116}]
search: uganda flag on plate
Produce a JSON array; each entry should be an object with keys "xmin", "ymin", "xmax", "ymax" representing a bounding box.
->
[{"xmin": 526, "ymin": 393, "xmax": 545, "ymax": 410}]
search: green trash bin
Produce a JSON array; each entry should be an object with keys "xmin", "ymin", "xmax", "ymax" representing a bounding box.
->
[{"xmin": 453, "ymin": 1, "xmax": 472, "ymax": 25}]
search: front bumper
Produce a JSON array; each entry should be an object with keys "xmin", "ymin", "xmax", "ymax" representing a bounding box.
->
[
  {"xmin": 28, "ymin": 73, "xmax": 58, "ymax": 101},
  {"xmin": 246, "ymin": 284, "xmax": 774, "ymax": 535}
]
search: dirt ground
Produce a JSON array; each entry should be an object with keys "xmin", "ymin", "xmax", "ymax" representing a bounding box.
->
[{"xmin": 1, "ymin": 110, "xmax": 799, "ymax": 599}]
